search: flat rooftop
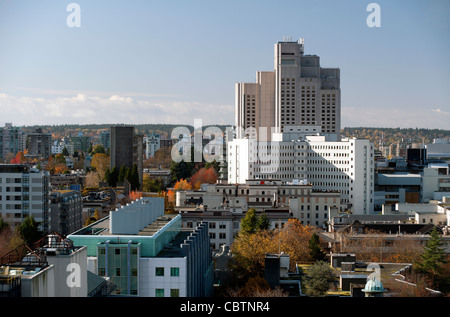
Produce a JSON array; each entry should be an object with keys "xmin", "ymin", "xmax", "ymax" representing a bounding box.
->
[{"xmin": 70, "ymin": 213, "xmax": 178, "ymax": 237}]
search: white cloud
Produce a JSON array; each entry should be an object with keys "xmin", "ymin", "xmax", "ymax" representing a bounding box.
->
[
  {"xmin": 342, "ymin": 105, "xmax": 450, "ymax": 129},
  {"xmin": 432, "ymin": 108, "xmax": 450, "ymax": 116},
  {"xmin": 0, "ymin": 93, "xmax": 234, "ymax": 127}
]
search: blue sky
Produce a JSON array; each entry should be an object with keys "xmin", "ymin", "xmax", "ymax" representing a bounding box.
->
[{"xmin": 0, "ymin": 0, "xmax": 449, "ymax": 128}]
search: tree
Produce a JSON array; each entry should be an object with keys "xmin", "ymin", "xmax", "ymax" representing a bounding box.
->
[
  {"xmin": 117, "ymin": 164, "xmax": 128, "ymax": 183},
  {"xmin": 189, "ymin": 167, "xmax": 218, "ymax": 189},
  {"xmin": 110, "ymin": 166, "xmax": 119, "ymax": 187},
  {"xmin": 90, "ymin": 153, "xmax": 110, "ymax": 181},
  {"xmin": 104, "ymin": 168, "xmax": 111, "ymax": 186},
  {"xmin": 256, "ymin": 212, "xmax": 270, "ymax": 231},
  {"xmin": 240, "ymin": 208, "xmax": 258, "ymax": 236},
  {"xmin": 232, "ymin": 218, "xmax": 314, "ymax": 277},
  {"xmin": 414, "ymin": 227, "xmax": 448, "ymax": 289},
  {"xmin": 10, "ymin": 151, "xmax": 26, "ymax": 164},
  {"xmin": 303, "ymin": 261, "xmax": 335, "ymax": 297},
  {"xmin": 170, "ymin": 160, "xmax": 194, "ymax": 184},
  {"xmin": 0, "ymin": 216, "xmax": 9, "ymax": 233},
  {"xmin": 173, "ymin": 179, "xmax": 192, "ymax": 191},
  {"xmin": 18, "ymin": 216, "xmax": 42, "ymax": 246},
  {"xmin": 62, "ymin": 146, "xmax": 69, "ymax": 156},
  {"xmin": 92, "ymin": 144, "xmax": 105, "ymax": 154},
  {"xmin": 308, "ymin": 233, "xmax": 327, "ymax": 262},
  {"xmin": 126, "ymin": 164, "xmax": 141, "ymax": 191},
  {"xmin": 143, "ymin": 174, "xmax": 164, "ymax": 192}
]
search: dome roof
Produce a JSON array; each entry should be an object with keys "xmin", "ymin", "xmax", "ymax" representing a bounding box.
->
[{"xmin": 362, "ymin": 276, "xmax": 386, "ymax": 293}]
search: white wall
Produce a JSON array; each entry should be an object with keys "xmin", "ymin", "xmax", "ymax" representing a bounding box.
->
[{"xmin": 139, "ymin": 257, "xmax": 187, "ymax": 297}]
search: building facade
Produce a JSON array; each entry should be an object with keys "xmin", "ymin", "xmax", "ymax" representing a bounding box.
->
[
  {"xmin": 235, "ymin": 39, "xmax": 340, "ymax": 142},
  {"xmin": 144, "ymin": 133, "xmax": 160, "ymax": 159},
  {"xmin": 26, "ymin": 128, "xmax": 52, "ymax": 159},
  {"xmin": 110, "ymin": 125, "xmax": 144, "ymax": 188},
  {"xmin": 227, "ymin": 134, "xmax": 374, "ymax": 214},
  {"xmin": 0, "ymin": 164, "xmax": 50, "ymax": 232},
  {"xmin": 68, "ymin": 197, "xmax": 214, "ymax": 297},
  {"xmin": 0, "ymin": 123, "xmax": 25, "ymax": 161},
  {"xmin": 50, "ymin": 189, "xmax": 83, "ymax": 236}
]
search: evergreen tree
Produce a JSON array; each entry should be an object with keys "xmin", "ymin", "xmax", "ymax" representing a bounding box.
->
[
  {"xmin": 308, "ymin": 233, "xmax": 327, "ymax": 262},
  {"xmin": 240, "ymin": 208, "xmax": 258, "ymax": 235},
  {"xmin": 304, "ymin": 261, "xmax": 335, "ymax": 297},
  {"xmin": 110, "ymin": 166, "xmax": 119, "ymax": 187},
  {"xmin": 128, "ymin": 164, "xmax": 141, "ymax": 191},
  {"xmin": 415, "ymin": 227, "xmax": 447, "ymax": 288},
  {"xmin": 18, "ymin": 216, "xmax": 42, "ymax": 246},
  {"xmin": 0, "ymin": 216, "xmax": 9, "ymax": 232},
  {"xmin": 62, "ymin": 146, "xmax": 69, "ymax": 156},
  {"xmin": 256, "ymin": 212, "xmax": 270, "ymax": 231},
  {"xmin": 104, "ymin": 168, "xmax": 112, "ymax": 185},
  {"xmin": 118, "ymin": 164, "xmax": 127, "ymax": 182}
]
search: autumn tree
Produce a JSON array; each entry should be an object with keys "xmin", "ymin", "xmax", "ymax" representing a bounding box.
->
[
  {"xmin": 163, "ymin": 190, "xmax": 176, "ymax": 213},
  {"xmin": 232, "ymin": 229, "xmax": 277, "ymax": 277},
  {"xmin": 90, "ymin": 153, "xmax": 110, "ymax": 181},
  {"xmin": 189, "ymin": 167, "xmax": 218, "ymax": 189},
  {"xmin": 225, "ymin": 275, "xmax": 288, "ymax": 297},
  {"xmin": 143, "ymin": 174, "xmax": 164, "ymax": 192},
  {"xmin": 173, "ymin": 179, "xmax": 192, "ymax": 191},
  {"xmin": 232, "ymin": 218, "xmax": 314, "ymax": 277},
  {"xmin": 10, "ymin": 151, "xmax": 26, "ymax": 164},
  {"xmin": 277, "ymin": 219, "xmax": 314, "ymax": 266}
]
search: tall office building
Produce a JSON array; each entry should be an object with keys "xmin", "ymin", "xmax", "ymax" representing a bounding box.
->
[
  {"xmin": 26, "ymin": 128, "xmax": 52, "ymax": 159},
  {"xmin": 236, "ymin": 38, "xmax": 340, "ymax": 141},
  {"xmin": 110, "ymin": 126, "xmax": 143, "ymax": 189},
  {"xmin": 0, "ymin": 164, "xmax": 50, "ymax": 232},
  {"xmin": 0, "ymin": 123, "xmax": 25, "ymax": 161},
  {"xmin": 229, "ymin": 38, "xmax": 373, "ymax": 214}
]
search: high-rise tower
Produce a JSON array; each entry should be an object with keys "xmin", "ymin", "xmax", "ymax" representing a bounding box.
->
[{"xmin": 236, "ymin": 38, "xmax": 341, "ymax": 141}]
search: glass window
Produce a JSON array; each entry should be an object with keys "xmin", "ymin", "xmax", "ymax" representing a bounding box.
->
[
  {"xmin": 170, "ymin": 267, "xmax": 179, "ymax": 277},
  {"xmin": 171, "ymin": 289, "xmax": 180, "ymax": 297},
  {"xmin": 155, "ymin": 289, "xmax": 164, "ymax": 297},
  {"xmin": 156, "ymin": 267, "xmax": 164, "ymax": 276}
]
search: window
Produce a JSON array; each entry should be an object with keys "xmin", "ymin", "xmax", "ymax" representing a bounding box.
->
[
  {"xmin": 116, "ymin": 268, "xmax": 121, "ymax": 276},
  {"xmin": 170, "ymin": 267, "xmax": 180, "ymax": 277},
  {"xmin": 219, "ymin": 222, "xmax": 226, "ymax": 229},
  {"xmin": 219, "ymin": 233, "xmax": 226, "ymax": 239},
  {"xmin": 155, "ymin": 289, "xmax": 164, "ymax": 297},
  {"xmin": 170, "ymin": 289, "xmax": 180, "ymax": 297},
  {"xmin": 115, "ymin": 248, "xmax": 121, "ymax": 255},
  {"xmin": 156, "ymin": 267, "xmax": 164, "ymax": 276},
  {"xmin": 209, "ymin": 222, "xmax": 216, "ymax": 229}
]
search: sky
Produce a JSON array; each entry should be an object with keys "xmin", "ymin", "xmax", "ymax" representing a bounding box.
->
[{"xmin": 0, "ymin": 0, "xmax": 449, "ymax": 129}]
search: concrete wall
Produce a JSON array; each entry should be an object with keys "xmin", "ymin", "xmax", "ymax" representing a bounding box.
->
[
  {"xmin": 46, "ymin": 246, "xmax": 88, "ymax": 297},
  {"xmin": 21, "ymin": 265, "xmax": 55, "ymax": 297}
]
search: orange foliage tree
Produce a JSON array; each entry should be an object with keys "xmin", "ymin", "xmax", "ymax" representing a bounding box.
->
[
  {"xmin": 173, "ymin": 179, "xmax": 192, "ymax": 191},
  {"xmin": 232, "ymin": 218, "xmax": 315, "ymax": 277},
  {"xmin": 10, "ymin": 151, "xmax": 26, "ymax": 164},
  {"xmin": 189, "ymin": 167, "xmax": 218, "ymax": 190},
  {"xmin": 129, "ymin": 191, "xmax": 142, "ymax": 201}
]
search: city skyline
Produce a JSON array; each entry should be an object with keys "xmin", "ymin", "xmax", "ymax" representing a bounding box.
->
[{"xmin": 1, "ymin": 0, "xmax": 449, "ymax": 129}]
